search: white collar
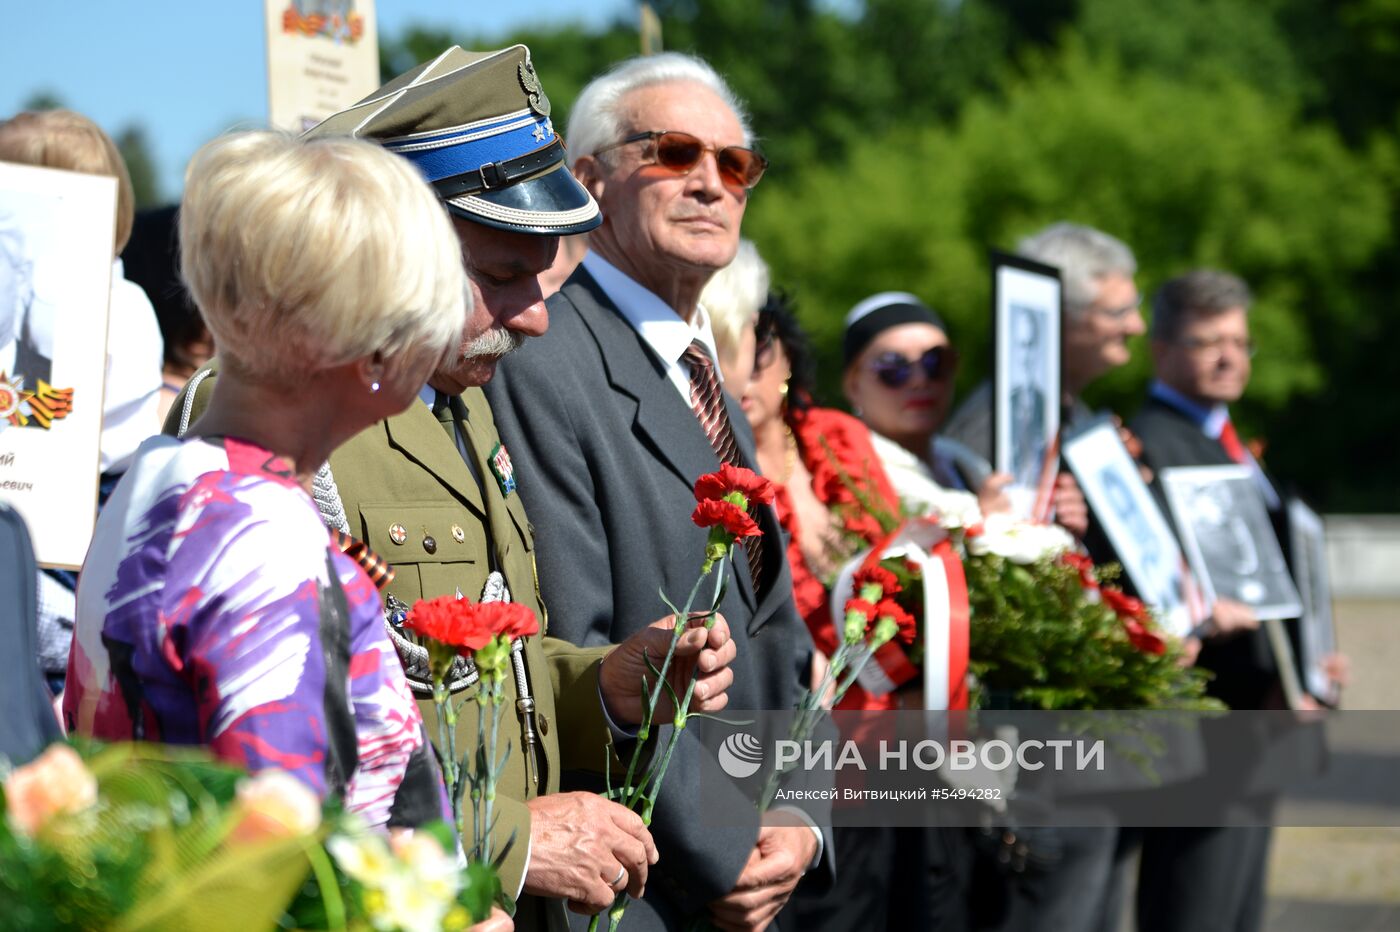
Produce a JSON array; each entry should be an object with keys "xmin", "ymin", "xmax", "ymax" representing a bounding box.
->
[{"xmin": 581, "ymin": 251, "xmax": 722, "ymax": 375}]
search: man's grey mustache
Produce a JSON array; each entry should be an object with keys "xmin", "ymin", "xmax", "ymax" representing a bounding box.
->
[{"xmin": 462, "ymin": 326, "xmax": 523, "ymax": 361}]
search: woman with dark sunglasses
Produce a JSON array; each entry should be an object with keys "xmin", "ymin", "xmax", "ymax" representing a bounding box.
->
[{"xmin": 842, "ymin": 292, "xmax": 1015, "ymax": 520}]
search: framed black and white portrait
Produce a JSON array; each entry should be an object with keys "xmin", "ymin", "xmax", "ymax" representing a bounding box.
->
[
  {"xmin": 1286, "ymin": 498, "xmax": 1339, "ymax": 706},
  {"xmin": 1160, "ymin": 465, "xmax": 1302, "ymax": 621},
  {"xmin": 991, "ymin": 251, "xmax": 1061, "ymax": 519},
  {"xmin": 1062, "ymin": 417, "xmax": 1196, "ymax": 638},
  {"xmin": 0, "ymin": 162, "xmax": 117, "ymax": 568}
]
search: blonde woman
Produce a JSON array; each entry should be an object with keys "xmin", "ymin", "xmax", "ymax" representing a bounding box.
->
[{"xmin": 65, "ymin": 130, "xmax": 466, "ymax": 829}]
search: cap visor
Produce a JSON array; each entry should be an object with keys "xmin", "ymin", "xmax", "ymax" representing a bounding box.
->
[{"xmin": 445, "ymin": 161, "xmax": 602, "ymax": 236}]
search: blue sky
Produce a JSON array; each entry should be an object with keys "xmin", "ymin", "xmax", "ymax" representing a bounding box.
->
[{"xmin": 6, "ymin": 1, "xmax": 632, "ymax": 198}]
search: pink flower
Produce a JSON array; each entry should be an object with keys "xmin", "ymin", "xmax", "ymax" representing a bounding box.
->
[
  {"xmin": 228, "ymin": 769, "xmax": 322, "ymax": 845},
  {"xmin": 3, "ymin": 743, "xmax": 97, "ymax": 836}
]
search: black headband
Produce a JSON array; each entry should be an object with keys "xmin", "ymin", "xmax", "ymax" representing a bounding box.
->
[{"xmin": 842, "ymin": 300, "xmax": 946, "ymax": 366}]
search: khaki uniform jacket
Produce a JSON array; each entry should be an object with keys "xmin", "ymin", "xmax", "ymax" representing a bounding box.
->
[{"xmin": 166, "ymin": 365, "xmax": 613, "ymax": 919}]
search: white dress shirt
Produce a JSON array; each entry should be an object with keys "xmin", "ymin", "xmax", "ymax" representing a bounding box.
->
[{"xmin": 581, "ymin": 251, "xmax": 725, "ymax": 400}]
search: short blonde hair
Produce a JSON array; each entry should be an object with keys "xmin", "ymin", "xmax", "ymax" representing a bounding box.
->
[
  {"xmin": 702, "ymin": 239, "xmax": 770, "ymax": 365},
  {"xmin": 179, "ymin": 131, "xmax": 467, "ymax": 387},
  {"xmin": 0, "ymin": 109, "xmax": 136, "ymax": 256}
]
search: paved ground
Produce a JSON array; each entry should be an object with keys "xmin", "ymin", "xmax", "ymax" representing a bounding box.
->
[{"xmin": 1261, "ymin": 600, "xmax": 1400, "ymax": 932}]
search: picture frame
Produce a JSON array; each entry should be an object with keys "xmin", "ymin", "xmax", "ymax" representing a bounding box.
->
[
  {"xmin": 1061, "ymin": 416, "xmax": 1196, "ymax": 638},
  {"xmin": 1286, "ymin": 497, "xmax": 1340, "ymax": 706},
  {"xmin": 990, "ymin": 250, "xmax": 1061, "ymax": 521},
  {"xmin": 1159, "ymin": 465, "xmax": 1303, "ymax": 622},
  {"xmin": 0, "ymin": 161, "xmax": 117, "ymax": 568}
]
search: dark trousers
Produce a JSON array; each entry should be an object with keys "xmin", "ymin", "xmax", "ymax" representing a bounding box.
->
[
  {"xmin": 1134, "ymin": 826, "xmax": 1272, "ymax": 932},
  {"xmin": 968, "ymin": 826, "xmax": 1119, "ymax": 932},
  {"xmin": 787, "ymin": 826, "xmax": 970, "ymax": 931}
]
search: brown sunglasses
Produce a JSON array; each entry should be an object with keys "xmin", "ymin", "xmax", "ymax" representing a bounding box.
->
[{"xmin": 595, "ymin": 130, "xmax": 768, "ymax": 190}]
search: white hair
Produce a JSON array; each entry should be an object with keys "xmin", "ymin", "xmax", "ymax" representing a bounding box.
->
[
  {"xmin": 702, "ymin": 239, "xmax": 770, "ymax": 364},
  {"xmin": 1016, "ymin": 222, "xmax": 1137, "ymax": 315},
  {"xmin": 179, "ymin": 131, "xmax": 468, "ymax": 389},
  {"xmin": 566, "ymin": 52, "xmax": 753, "ymax": 167}
]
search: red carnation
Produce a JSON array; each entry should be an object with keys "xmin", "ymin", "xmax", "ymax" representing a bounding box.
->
[
  {"xmin": 1061, "ymin": 552, "xmax": 1099, "ymax": 590},
  {"xmin": 844, "ymin": 598, "xmax": 877, "ymax": 619},
  {"xmin": 473, "ymin": 601, "xmax": 540, "ymax": 641},
  {"xmin": 1122, "ymin": 617, "xmax": 1167, "ymax": 656},
  {"xmin": 876, "ymin": 598, "xmax": 918, "ymax": 646},
  {"xmin": 854, "ymin": 565, "xmax": 901, "ymax": 599},
  {"xmin": 692, "ymin": 498, "xmax": 762, "ymax": 540},
  {"xmin": 694, "ymin": 463, "xmax": 776, "ymax": 507},
  {"xmin": 1102, "ymin": 587, "xmax": 1148, "ymax": 622},
  {"xmin": 404, "ymin": 595, "xmax": 495, "ymax": 652}
]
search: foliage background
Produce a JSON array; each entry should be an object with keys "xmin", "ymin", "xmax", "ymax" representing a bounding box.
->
[{"xmin": 155, "ymin": 2, "xmax": 1400, "ymax": 509}]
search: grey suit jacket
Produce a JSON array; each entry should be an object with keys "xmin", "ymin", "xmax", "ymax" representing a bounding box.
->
[{"xmin": 485, "ymin": 266, "xmax": 823, "ymax": 929}]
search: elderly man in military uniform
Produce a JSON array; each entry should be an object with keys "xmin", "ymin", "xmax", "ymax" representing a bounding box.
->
[{"xmin": 167, "ymin": 46, "xmax": 738, "ymax": 930}]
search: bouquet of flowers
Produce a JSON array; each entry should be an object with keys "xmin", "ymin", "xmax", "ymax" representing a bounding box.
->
[
  {"xmin": 0, "ymin": 741, "xmax": 489, "ymax": 931},
  {"xmin": 937, "ymin": 496, "xmax": 1217, "ymax": 711},
  {"xmin": 825, "ymin": 469, "xmax": 1216, "ymax": 711}
]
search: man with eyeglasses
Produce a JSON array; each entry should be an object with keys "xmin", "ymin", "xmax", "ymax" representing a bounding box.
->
[
  {"xmin": 1135, "ymin": 268, "xmax": 1280, "ymax": 661},
  {"xmin": 1127, "ymin": 268, "xmax": 1349, "ymax": 932},
  {"xmin": 485, "ymin": 53, "xmax": 829, "ymax": 932}
]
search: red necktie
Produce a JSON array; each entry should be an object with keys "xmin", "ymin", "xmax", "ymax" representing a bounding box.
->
[
  {"xmin": 1218, "ymin": 418, "xmax": 1248, "ymax": 464},
  {"xmin": 683, "ymin": 341, "xmax": 765, "ymax": 590}
]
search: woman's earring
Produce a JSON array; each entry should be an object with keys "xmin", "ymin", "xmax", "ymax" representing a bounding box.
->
[
  {"xmin": 779, "ymin": 381, "xmax": 790, "ymax": 399},
  {"xmin": 370, "ymin": 381, "xmax": 381, "ymax": 394}
]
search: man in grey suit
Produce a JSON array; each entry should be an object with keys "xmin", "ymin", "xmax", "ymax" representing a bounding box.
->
[{"xmin": 486, "ymin": 53, "xmax": 827, "ymax": 932}]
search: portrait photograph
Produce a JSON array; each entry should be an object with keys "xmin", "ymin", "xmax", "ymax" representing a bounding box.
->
[
  {"xmin": 1287, "ymin": 497, "xmax": 1341, "ymax": 706},
  {"xmin": 1062, "ymin": 417, "xmax": 1196, "ymax": 638},
  {"xmin": 0, "ymin": 161, "xmax": 117, "ymax": 568},
  {"xmin": 991, "ymin": 251, "xmax": 1061, "ymax": 519},
  {"xmin": 1160, "ymin": 465, "xmax": 1303, "ymax": 622}
]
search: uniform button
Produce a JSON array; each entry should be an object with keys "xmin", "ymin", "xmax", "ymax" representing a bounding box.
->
[
  {"xmin": 451, "ymin": 524, "xmax": 466, "ymax": 543},
  {"xmin": 388, "ymin": 523, "xmax": 407, "ymax": 545},
  {"xmin": 537, "ymin": 712, "xmax": 550, "ymax": 737},
  {"xmin": 422, "ymin": 535, "xmax": 437, "ymax": 555}
]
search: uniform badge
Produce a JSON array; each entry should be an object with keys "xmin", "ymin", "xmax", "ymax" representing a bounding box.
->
[
  {"xmin": 518, "ymin": 59, "xmax": 552, "ymax": 117},
  {"xmin": 489, "ymin": 442, "xmax": 517, "ymax": 496}
]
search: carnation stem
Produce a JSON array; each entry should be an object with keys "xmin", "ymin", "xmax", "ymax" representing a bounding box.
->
[
  {"xmin": 473, "ymin": 683, "xmax": 487, "ymax": 861},
  {"xmin": 482, "ymin": 677, "xmax": 503, "ymax": 866},
  {"xmin": 620, "ymin": 560, "xmax": 715, "ymax": 811},
  {"xmin": 434, "ymin": 679, "xmax": 460, "ymax": 826}
]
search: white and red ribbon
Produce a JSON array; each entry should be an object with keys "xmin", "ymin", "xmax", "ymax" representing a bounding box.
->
[{"xmin": 830, "ymin": 518, "xmax": 971, "ymax": 710}]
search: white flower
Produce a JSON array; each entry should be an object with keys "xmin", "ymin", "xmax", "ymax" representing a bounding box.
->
[
  {"xmin": 327, "ymin": 830, "xmax": 396, "ymax": 887},
  {"xmin": 391, "ymin": 831, "xmax": 460, "ymax": 904},
  {"xmin": 329, "ymin": 828, "xmax": 460, "ymax": 932},
  {"xmin": 966, "ymin": 513, "xmax": 1073, "ymax": 564},
  {"xmin": 373, "ymin": 869, "xmax": 455, "ymax": 932},
  {"xmin": 906, "ymin": 487, "xmax": 984, "ymax": 531}
]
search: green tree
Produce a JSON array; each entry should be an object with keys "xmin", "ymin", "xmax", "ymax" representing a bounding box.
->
[{"xmin": 745, "ymin": 45, "xmax": 1390, "ymax": 498}]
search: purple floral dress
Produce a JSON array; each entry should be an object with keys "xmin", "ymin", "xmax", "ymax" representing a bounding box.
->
[{"xmin": 65, "ymin": 435, "xmax": 446, "ymax": 828}]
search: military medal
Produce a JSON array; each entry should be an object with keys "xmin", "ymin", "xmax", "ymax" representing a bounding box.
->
[{"xmin": 489, "ymin": 441, "xmax": 517, "ymax": 496}]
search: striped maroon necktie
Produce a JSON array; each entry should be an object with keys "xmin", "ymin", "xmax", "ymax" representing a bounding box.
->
[{"xmin": 683, "ymin": 340, "xmax": 765, "ymax": 590}]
